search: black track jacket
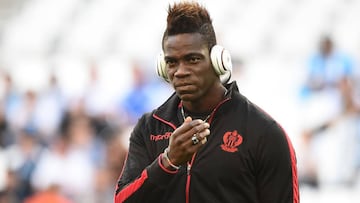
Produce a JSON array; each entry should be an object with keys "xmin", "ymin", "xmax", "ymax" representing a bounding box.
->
[{"xmin": 115, "ymin": 81, "xmax": 299, "ymax": 203}]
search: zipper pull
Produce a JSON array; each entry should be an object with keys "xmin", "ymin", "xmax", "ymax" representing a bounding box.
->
[{"xmin": 187, "ymin": 163, "xmax": 191, "ymax": 175}]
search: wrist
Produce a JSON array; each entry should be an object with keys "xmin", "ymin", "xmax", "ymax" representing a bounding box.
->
[{"xmin": 162, "ymin": 148, "xmax": 181, "ymax": 170}]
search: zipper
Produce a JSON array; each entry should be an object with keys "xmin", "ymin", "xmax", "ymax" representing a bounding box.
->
[
  {"xmin": 185, "ymin": 154, "xmax": 196, "ymax": 203},
  {"xmin": 184, "ymin": 98, "xmax": 230, "ymax": 203}
]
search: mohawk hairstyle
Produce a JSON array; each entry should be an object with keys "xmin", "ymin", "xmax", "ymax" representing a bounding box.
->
[{"xmin": 162, "ymin": 1, "xmax": 217, "ymax": 50}]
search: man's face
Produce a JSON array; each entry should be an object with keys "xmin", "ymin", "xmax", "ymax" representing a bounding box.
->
[
  {"xmin": 163, "ymin": 33, "xmax": 218, "ymax": 102},
  {"xmin": 320, "ymin": 38, "xmax": 333, "ymax": 56}
]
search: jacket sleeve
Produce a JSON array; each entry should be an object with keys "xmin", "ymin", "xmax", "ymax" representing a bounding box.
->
[
  {"xmin": 256, "ymin": 122, "xmax": 299, "ymax": 203},
  {"xmin": 114, "ymin": 115, "xmax": 178, "ymax": 203}
]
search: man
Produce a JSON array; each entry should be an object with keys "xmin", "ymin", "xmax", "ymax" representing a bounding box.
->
[
  {"xmin": 298, "ymin": 35, "xmax": 359, "ymax": 189},
  {"xmin": 115, "ymin": 1, "xmax": 299, "ymax": 203}
]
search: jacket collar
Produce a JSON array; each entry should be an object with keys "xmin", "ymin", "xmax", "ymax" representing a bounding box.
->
[{"xmin": 152, "ymin": 81, "xmax": 240, "ymax": 125}]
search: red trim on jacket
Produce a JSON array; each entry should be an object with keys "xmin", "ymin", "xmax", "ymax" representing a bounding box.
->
[
  {"xmin": 185, "ymin": 154, "xmax": 197, "ymax": 203},
  {"xmin": 153, "ymin": 114, "xmax": 177, "ymax": 129},
  {"xmin": 285, "ymin": 134, "xmax": 299, "ymax": 203},
  {"xmin": 115, "ymin": 170, "xmax": 148, "ymax": 203}
]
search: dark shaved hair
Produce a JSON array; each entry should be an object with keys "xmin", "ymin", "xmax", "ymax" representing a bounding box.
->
[{"xmin": 162, "ymin": 1, "xmax": 217, "ymax": 51}]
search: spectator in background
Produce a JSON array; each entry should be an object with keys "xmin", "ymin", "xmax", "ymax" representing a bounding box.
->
[
  {"xmin": 0, "ymin": 98, "xmax": 7, "ymax": 197},
  {"xmin": 1, "ymin": 72, "xmax": 21, "ymax": 146},
  {"xmin": 298, "ymin": 35, "xmax": 360, "ymax": 189},
  {"xmin": 8, "ymin": 90, "xmax": 39, "ymax": 142},
  {"xmin": 0, "ymin": 145, "xmax": 7, "ymax": 203},
  {"xmin": 0, "ymin": 100, "xmax": 9, "ymax": 148},
  {"xmin": 83, "ymin": 64, "xmax": 112, "ymax": 137},
  {"xmin": 93, "ymin": 126, "xmax": 128, "ymax": 203},
  {"xmin": 120, "ymin": 62, "xmax": 153, "ymax": 125},
  {"xmin": 31, "ymin": 115, "xmax": 98, "ymax": 203},
  {"xmin": 298, "ymin": 35, "xmax": 356, "ymax": 140},
  {"xmin": 5, "ymin": 127, "xmax": 44, "ymax": 203},
  {"xmin": 120, "ymin": 61, "xmax": 172, "ymax": 125},
  {"xmin": 32, "ymin": 73, "xmax": 65, "ymax": 144}
]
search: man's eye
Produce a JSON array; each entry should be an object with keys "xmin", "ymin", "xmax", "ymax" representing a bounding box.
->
[
  {"xmin": 189, "ymin": 57, "xmax": 200, "ymax": 63},
  {"xmin": 166, "ymin": 60, "xmax": 176, "ymax": 66}
]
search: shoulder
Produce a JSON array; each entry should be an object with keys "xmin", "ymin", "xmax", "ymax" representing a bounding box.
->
[
  {"xmin": 133, "ymin": 111, "xmax": 155, "ymax": 131},
  {"xmin": 240, "ymin": 96, "xmax": 284, "ymax": 137}
]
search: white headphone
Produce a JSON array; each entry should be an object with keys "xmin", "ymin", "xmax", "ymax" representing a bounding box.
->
[{"xmin": 156, "ymin": 45, "xmax": 232, "ymax": 84}]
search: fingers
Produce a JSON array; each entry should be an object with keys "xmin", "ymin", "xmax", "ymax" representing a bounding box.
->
[
  {"xmin": 186, "ymin": 118, "xmax": 210, "ymax": 135},
  {"xmin": 201, "ymin": 137, "xmax": 207, "ymax": 144},
  {"xmin": 184, "ymin": 116, "xmax": 192, "ymax": 123},
  {"xmin": 171, "ymin": 117, "xmax": 208, "ymax": 140},
  {"xmin": 167, "ymin": 117, "xmax": 211, "ymax": 165},
  {"xmin": 192, "ymin": 128, "xmax": 210, "ymax": 145},
  {"xmin": 191, "ymin": 122, "xmax": 210, "ymax": 145},
  {"xmin": 196, "ymin": 128, "xmax": 210, "ymax": 139}
]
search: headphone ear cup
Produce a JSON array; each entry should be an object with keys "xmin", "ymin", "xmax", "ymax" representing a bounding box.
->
[
  {"xmin": 156, "ymin": 51, "xmax": 169, "ymax": 82},
  {"xmin": 210, "ymin": 45, "xmax": 233, "ymax": 83}
]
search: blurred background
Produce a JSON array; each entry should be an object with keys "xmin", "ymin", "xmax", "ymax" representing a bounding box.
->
[{"xmin": 0, "ymin": 0, "xmax": 359, "ymax": 202}]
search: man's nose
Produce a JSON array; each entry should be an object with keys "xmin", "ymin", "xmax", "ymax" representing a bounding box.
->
[{"xmin": 174, "ymin": 62, "xmax": 190, "ymax": 77}]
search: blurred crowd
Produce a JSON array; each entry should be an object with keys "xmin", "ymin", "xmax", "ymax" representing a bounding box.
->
[{"xmin": 0, "ymin": 61, "xmax": 172, "ymax": 203}]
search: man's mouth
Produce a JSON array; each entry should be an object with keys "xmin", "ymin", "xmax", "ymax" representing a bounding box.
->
[{"xmin": 175, "ymin": 84, "xmax": 195, "ymax": 94}]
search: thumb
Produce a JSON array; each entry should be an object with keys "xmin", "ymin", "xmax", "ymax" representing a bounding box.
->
[{"xmin": 184, "ymin": 116, "xmax": 192, "ymax": 123}]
